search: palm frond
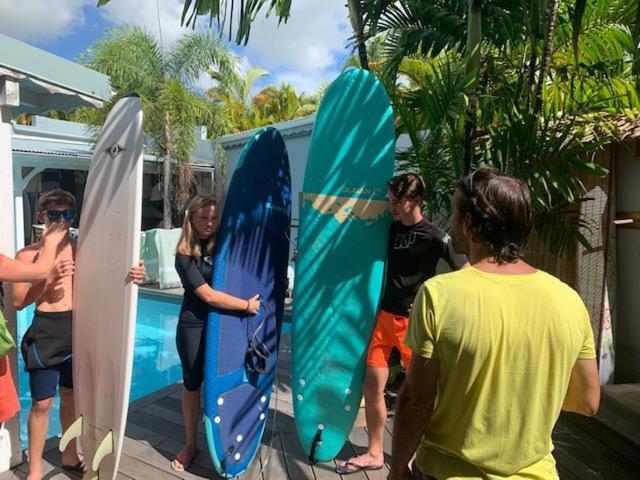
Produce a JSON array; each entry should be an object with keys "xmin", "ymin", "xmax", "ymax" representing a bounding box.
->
[
  {"xmin": 168, "ymin": 31, "xmax": 238, "ymax": 85},
  {"xmin": 80, "ymin": 25, "xmax": 165, "ymax": 97}
]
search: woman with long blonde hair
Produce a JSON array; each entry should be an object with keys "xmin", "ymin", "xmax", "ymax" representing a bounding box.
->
[{"xmin": 171, "ymin": 194, "xmax": 260, "ymax": 472}]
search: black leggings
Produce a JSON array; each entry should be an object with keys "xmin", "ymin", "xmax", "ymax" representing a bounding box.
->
[{"xmin": 175, "ymin": 321, "xmax": 206, "ymax": 391}]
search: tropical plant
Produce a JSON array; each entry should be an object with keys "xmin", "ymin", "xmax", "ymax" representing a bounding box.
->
[
  {"xmin": 207, "ymin": 72, "xmax": 320, "ymax": 133},
  {"xmin": 343, "ymin": 35, "xmax": 390, "ymax": 79},
  {"xmin": 206, "ymin": 67, "xmax": 270, "ymax": 133},
  {"xmin": 392, "ymin": 0, "xmax": 640, "ymax": 255},
  {"xmin": 393, "ymin": 54, "xmax": 473, "ymax": 219},
  {"xmin": 73, "ymin": 25, "xmax": 237, "ymax": 227},
  {"xmin": 252, "ymin": 83, "xmax": 319, "ymax": 123}
]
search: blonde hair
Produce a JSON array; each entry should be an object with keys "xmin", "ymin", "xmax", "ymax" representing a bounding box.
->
[{"xmin": 176, "ymin": 195, "xmax": 217, "ymax": 257}]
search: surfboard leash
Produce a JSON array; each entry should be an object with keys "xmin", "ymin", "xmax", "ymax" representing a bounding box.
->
[
  {"xmin": 284, "ymin": 222, "xmax": 299, "ymax": 261},
  {"xmin": 244, "ymin": 300, "xmax": 280, "ymax": 480},
  {"xmin": 308, "ymin": 427, "xmax": 323, "ymax": 464},
  {"xmin": 249, "ymin": 367, "xmax": 280, "ymax": 480}
]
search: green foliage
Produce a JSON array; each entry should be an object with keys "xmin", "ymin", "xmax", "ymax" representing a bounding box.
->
[
  {"xmin": 207, "ymin": 68, "xmax": 320, "ymax": 133},
  {"xmin": 386, "ymin": 0, "xmax": 640, "ymax": 255}
]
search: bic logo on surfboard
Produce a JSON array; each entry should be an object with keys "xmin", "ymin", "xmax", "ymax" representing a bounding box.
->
[
  {"xmin": 105, "ymin": 142, "xmax": 126, "ymax": 158},
  {"xmin": 265, "ymin": 202, "xmax": 288, "ymax": 215}
]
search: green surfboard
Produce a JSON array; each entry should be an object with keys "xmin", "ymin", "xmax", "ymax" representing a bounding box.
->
[{"xmin": 291, "ymin": 68, "xmax": 395, "ymax": 462}]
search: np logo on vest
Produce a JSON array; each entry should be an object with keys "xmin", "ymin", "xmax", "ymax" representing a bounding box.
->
[
  {"xmin": 106, "ymin": 143, "xmax": 126, "ymax": 158},
  {"xmin": 394, "ymin": 232, "xmax": 416, "ymax": 249}
]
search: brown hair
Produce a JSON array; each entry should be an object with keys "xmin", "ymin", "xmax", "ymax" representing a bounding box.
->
[
  {"xmin": 37, "ymin": 189, "xmax": 76, "ymax": 212},
  {"xmin": 387, "ymin": 173, "xmax": 425, "ymax": 201},
  {"xmin": 454, "ymin": 167, "xmax": 533, "ymax": 264},
  {"xmin": 176, "ymin": 195, "xmax": 217, "ymax": 257}
]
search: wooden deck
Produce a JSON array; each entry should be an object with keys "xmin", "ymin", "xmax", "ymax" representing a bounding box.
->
[{"xmin": 3, "ymin": 335, "xmax": 640, "ymax": 479}]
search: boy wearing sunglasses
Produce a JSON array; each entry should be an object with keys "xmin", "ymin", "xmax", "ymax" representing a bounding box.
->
[{"xmin": 12, "ymin": 189, "xmax": 145, "ymax": 479}]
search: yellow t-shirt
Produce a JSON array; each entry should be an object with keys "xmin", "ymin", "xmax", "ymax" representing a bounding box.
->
[{"xmin": 405, "ymin": 266, "xmax": 596, "ymax": 480}]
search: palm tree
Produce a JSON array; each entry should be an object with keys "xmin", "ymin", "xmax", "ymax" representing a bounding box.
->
[
  {"xmin": 207, "ymin": 70, "xmax": 320, "ymax": 132},
  {"xmin": 73, "ymin": 25, "xmax": 237, "ymax": 227},
  {"xmin": 342, "ymin": 36, "xmax": 390, "ymax": 79},
  {"xmin": 206, "ymin": 67, "xmax": 270, "ymax": 133},
  {"xmin": 251, "ymin": 82, "xmax": 319, "ymax": 123},
  {"xmin": 347, "ymin": 0, "xmax": 370, "ymax": 71}
]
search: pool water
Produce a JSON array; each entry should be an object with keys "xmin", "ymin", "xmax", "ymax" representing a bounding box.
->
[{"xmin": 16, "ymin": 292, "xmax": 183, "ymax": 443}]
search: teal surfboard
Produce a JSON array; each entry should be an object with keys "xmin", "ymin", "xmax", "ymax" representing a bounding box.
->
[{"xmin": 291, "ymin": 68, "xmax": 395, "ymax": 462}]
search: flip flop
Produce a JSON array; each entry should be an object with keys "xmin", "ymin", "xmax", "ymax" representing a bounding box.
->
[
  {"xmin": 61, "ymin": 461, "xmax": 86, "ymax": 473},
  {"xmin": 171, "ymin": 448, "xmax": 200, "ymax": 472},
  {"xmin": 335, "ymin": 457, "xmax": 384, "ymax": 475}
]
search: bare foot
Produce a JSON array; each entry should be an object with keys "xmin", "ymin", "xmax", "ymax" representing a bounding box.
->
[
  {"xmin": 171, "ymin": 445, "xmax": 199, "ymax": 472},
  {"xmin": 335, "ymin": 452, "xmax": 384, "ymax": 474},
  {"xmin": 26, "ymin": 465, "xmax": 42, "ymax": 480},
  {"xmin": 61, "ymin": 450, "xmax": 84, "ymax": 467}
]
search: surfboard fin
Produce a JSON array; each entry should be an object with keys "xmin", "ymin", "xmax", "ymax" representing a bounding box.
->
[
  {"xmin": 91, "ymin": 430, "xmax": 114, "ymax": 472},
  {"xmin": 59, "ymin": 416, "xmax": 83, "ymax": 452}
]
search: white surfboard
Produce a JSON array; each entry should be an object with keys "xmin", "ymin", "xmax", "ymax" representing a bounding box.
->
[{"xmin": 60, "ymin": 94, "xmax": 143, "ymax": 480}]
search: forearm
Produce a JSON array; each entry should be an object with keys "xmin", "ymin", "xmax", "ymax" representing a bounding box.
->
[
  {"xmin": 13, "ymin": 281, "xmax": 48, "ymax": 310},
  {"xmin": 203, "ymin": 289, "xmax": 248, "ymax": 311},
  {"xmin": 0, "ymin": 255, "xmax": 51, "ymax": 282},
  {"xmin": 391, "ymin": 386, "xmax": 435, "ymax": 473}
]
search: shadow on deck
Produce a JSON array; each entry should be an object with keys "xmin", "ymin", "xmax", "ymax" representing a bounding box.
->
[{"xmin": 4, "ymin": 335, "xmax": 640, "ymax": 479}]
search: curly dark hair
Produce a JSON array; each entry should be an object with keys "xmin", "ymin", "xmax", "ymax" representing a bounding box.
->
[
  {"xmin": 454, "ymin": 167, "xmax": 533, "ymax": 264},
  {"xmin": 37, "ymin": 189, "xmax": 76, "ymax": 213}
]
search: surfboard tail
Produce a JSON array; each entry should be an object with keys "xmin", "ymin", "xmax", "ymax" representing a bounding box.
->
[
  {"xmin": 60, "ymin": 418, "xmax": 115, "ymax": 477},
  {"xmin": 82, "ymin": 468, "xmax": 99, "ymax": 480}
]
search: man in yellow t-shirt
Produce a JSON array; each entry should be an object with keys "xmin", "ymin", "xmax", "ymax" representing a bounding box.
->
[{"xmin": 388, "ymin": 167, "xmax": 601, "ymax": 480}]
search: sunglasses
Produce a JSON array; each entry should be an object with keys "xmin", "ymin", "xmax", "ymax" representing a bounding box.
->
[{"xmin": 46, "ymin": 209, "xmax": 75, "ymax": 222}]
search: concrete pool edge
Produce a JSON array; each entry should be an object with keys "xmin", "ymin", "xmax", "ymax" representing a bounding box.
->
[{"xmin": 138, "ymin": 284, "xmax": 184, "ymax": 301}]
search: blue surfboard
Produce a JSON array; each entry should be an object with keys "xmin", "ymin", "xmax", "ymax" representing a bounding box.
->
[
  {"xmin": 204, "ymin": 126, "xmax": 291, "ymax": 477},
  {"xmin": 291, "ymin": 68, "xmax": 395, "ymax": 462}
]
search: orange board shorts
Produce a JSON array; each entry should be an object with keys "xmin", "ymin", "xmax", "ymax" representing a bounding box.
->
[
  {"xmin": 367, "ymin": 310, "xmax": 413, "ymax": 369},
  {"xmin": 0, "ymin": 355, "xmax": 20, "ymax": 423}
]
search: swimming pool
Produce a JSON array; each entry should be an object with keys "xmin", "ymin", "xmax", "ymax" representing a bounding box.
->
[{"xmin": 16, "ymin": 291, "xmax": 183, "ymax": 443}]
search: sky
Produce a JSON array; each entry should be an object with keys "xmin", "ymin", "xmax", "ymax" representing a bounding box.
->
[{"xmin": 0, "ymin": 0, "xmax": 353, "ymax": 96}]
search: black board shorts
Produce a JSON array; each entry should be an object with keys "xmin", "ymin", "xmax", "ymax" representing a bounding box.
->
[{"xmin": 20, "ymin": 310, "xmax": 73, "ymax": 400}]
